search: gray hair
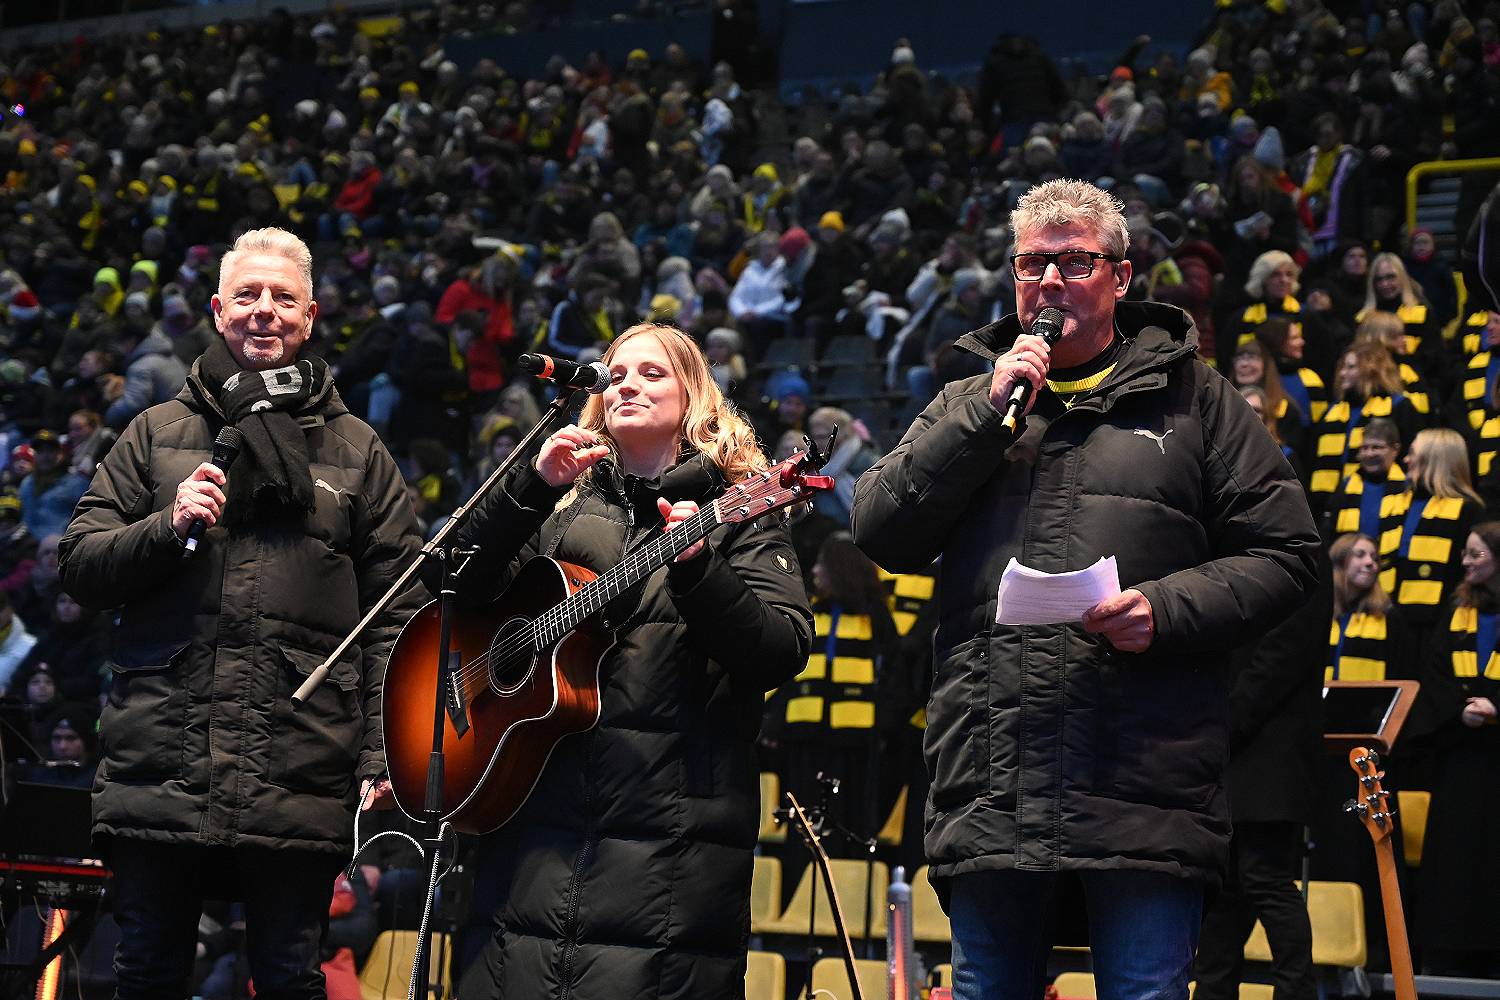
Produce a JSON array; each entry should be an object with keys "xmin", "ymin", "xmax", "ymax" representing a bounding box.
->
[
  {"xmin": 219, "ymin": 227, "xmax": 314, "ymax": 301},
  {"xmin": 1244, "ymin": 250, "xmax": 1299, "ymax": 299},
  {"xmin": 1010, "ymin": 179, "xmax": 1130, "ymax": 259}
]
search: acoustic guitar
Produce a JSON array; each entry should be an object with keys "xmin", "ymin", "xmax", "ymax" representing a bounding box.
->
[
  {"xmin": 1345, "ymin": 747, "xmax": 1417, "ymax": 1000},
  {"xmin": 383, "ymin": 449, "xmax": 833, "ymax": 834}
]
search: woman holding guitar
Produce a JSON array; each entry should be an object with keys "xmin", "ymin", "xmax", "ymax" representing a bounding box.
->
[{"xmin": 451, "ymin": 322, "xmax": 814, "ymax": 998}]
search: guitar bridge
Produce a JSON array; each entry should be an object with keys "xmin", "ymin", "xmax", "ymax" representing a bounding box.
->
[{"xmin": 445, "ymin": 651, "xmax": 471, "ymax": 738}]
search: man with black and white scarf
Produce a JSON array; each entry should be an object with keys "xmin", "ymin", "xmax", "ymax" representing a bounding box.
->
[{"xmin": 60, "ymin": 228, "xmax": 427, "ymax": 1000}]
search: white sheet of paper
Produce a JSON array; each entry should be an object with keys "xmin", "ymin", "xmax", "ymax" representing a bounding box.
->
[{"xmin": 995, "ymin": 556, "xmax": 1121, "ymax": 625}]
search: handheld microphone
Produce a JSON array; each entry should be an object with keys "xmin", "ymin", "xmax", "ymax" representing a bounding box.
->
[
  {"xmin": 183, "ymin": 426, "xmax": 245, "ymax": 557},
  {"xmin": 999, "ymin": 307, "xmax": 1065, "ymax": 434},
  {"xmin": 516, "ymin": 353, "xmax": 612, "ymax": 394}
]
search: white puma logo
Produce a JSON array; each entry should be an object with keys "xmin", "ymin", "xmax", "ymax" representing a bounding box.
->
[
  {"xmin": 1133, "ymin": 428, "xmax": 1173, "ymax": 454},
  {"xmin": 314, "ymin": 478, "xmax": 343, "ymax": 496}
]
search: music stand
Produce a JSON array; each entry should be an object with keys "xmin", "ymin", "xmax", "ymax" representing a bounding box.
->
[{"xmin": 1322, "ymin": 680, "xmax": 1421, "ymax": 755}]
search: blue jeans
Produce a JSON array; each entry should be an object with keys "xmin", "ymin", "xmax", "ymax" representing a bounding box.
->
[
  {"xmin": 950, "ymin": 868, "xmax": 1205, "ymax": 1000},
  {"xmin": 109, "ymin": 839, "xmax": 343, "ymax": 1000}
]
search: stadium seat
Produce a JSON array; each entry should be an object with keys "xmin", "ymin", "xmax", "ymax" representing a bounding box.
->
[
  {"xmin": 809, "ymin": 956, "xmax": 888, "ymax": 1000},
  {"xmin": 1243, "ymin": 880, "xmax": 1365, "ymax": 969},
  {"xmin": 759, "ymin": 858, "xmax": 889, "ymax": 939},
  {"xmin": 358, "ymin": 931, "xmax": 451, "ymax": 1000},
  {"xmin": 759, "ymin": 339, "xmax": 815, "ymax": 371},
  {"xmin": 931, "ymin": 963, "xmax": 952, "ymax": 988},
  {"xmin": 820, "ymin": 366, "xmax": 881, "ymax": 400},
  {"xmin": 875, "ymin": 786, "xmax": 906, "ymax": 846},
  {"xmin": 746, "ymin": 949, "xmax": 786, "ymax": 1000},
  {"xmin": 758, "ymin": 772, "xmax": 786, "ymax": 843},
  {"xmin": 1397, "ymin": 790, "xmax": 1430, "ymax": 867},
  {"xmin": 910, "ymin": 866, "xmax": 951, "ymax": 943},
  {"xmin": 821, "ymin": 335, "xmax": 877, "ymax": 368},
  {"xmin": 751, "ymin": 855, "xmax": 782, "ymax": 935},
  {"xmin": 1055, "ymin": 974, "xmax": 1273, "ymax": 999}
]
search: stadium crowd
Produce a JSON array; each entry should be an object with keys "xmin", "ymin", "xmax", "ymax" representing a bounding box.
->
[{"xmin": 2, "ymin": 0, "xmax": 1500, "ymax": 991}]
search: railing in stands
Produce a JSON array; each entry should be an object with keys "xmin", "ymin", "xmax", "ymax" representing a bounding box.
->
[{"xmin": 1405, "ymin": 157, "xmax": 1500, "ymax": 243}]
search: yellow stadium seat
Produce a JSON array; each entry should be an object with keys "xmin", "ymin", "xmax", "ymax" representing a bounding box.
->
[
  {"xmin": 910, "ymin": 866, "xmax": 951, "ymax": 943},
  {"xmin": 931, "ymin": 963, "xmax": 953, "ymax": 988},
  {"xmin": 1243, "ymin": 881, "xmax": 1366, "ymax": 969},
  {"xmin": 809, "ymin": 957, "xmax": 887, "ymax": 1000},
  {"xmin": 751, "ymin": 855, "xmax": 782, "ymax": 935},
  {"xmin": 745, "ymin": 949, "xmax": 786, "ymax": 1000},
  {"xmin": 759, "ymin": 859, "xmax": 889, "ymax": 939},
  {"xmin": 1058, "ymin": 974, "xmax": 1271, "ymax": 999},
  {"xmin": 1397, "ymin": 790, "xmax": 1430, "ymax": 867},
  {"xmin": 876, "ymin": 786, "xmax": 907, "ymax": 846},
  {"xmin": 1053, "ymin": 971, "xmax": 1098, "ymax": 998},
  {"xmin": 758, "ymin": 772, "xmax": 786, "ymax": 843},
  {"xmin": 358, "ymin": 930, "xmax": 452, "ymax": 1000}
]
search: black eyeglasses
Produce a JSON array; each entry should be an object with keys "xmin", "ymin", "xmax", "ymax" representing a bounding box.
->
[{"xmin": 1010, "ymin": 250, "xmax": 1119, "ymax": 281}]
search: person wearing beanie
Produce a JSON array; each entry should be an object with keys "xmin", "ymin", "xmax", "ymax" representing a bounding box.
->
[
  {"xmin": 742, "ymin": 163, "xmax": 788, "ymax": 234},
  {"xmin": 704, "ymin": 325, "xmax": 748, "ymax": 396}
]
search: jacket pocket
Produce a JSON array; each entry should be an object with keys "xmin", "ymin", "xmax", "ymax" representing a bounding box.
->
[
  {"xmin": 268, "ymin": 644, "xmax": 362, "ymax": 798},
  {"xmin": 100, "ymin": 643, "xmax": 191, "ymax": 782}
]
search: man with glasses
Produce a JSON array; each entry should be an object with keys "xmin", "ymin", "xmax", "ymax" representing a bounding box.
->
[{"xmin": 851, "ymin": 179, "xmax": 1319, "ymax": 999}]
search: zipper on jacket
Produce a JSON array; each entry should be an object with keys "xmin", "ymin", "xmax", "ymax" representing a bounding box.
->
[{"xmin": 556, "ymin": 731, "xmax": 600, "ymax": 1000}]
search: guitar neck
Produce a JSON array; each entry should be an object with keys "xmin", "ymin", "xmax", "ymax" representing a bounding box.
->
[
  {"xmin": 1372, "ymin": 837, "xmax": 1417, "ymax": 1000},
  {"xmin": 534, "ymin": 503, "xmax": 721, "ymax": 644}
]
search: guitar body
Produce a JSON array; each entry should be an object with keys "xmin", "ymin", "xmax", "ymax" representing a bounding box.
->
[{"xmin": 383, "ymin": 556, "xmax": 614, "ymax": 834}]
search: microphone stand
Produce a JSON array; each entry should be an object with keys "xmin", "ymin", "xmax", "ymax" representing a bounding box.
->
[{"xmin": 293, "ymin": 387, "xmax": 588, "ymax": 999}]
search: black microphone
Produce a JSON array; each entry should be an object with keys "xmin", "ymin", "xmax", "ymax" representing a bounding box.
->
[
  {"xmin": 183, "ymin": 426, "xmax": 245, "ymax": 557},
  {"xmin": 999, "ymin": 307, "xmax": 1065, "ymax": 434},
  {"xmin": 516, "ymin": 353, "xmax": 611, "ymax": 394}
]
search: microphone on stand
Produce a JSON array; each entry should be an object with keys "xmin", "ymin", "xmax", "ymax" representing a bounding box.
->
[
  {"xmin": 998, "ymin": 307, "xmax": 1065, "ymax": 434},
  {"xmin": 183, "ymin": 426, "xmax": 245, "ymax": 557},
  {"xmin": 516, "ymin": 353, "xmax": 612, "ymax": 394}
]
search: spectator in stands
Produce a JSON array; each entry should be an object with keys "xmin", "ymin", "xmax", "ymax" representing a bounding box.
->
[
  {"xmin": 1230, "ymin": 338, "xmax": 1307, "ymax": 461},
  {"xmin": 104, "ymin": 310, "xmax": 189, "ymax": 430},
  {"xmin": 1358, "ymin": 253, "xmax": 1442, "ymax": 385},
  {"xmin": 1222, "ymin": 250, "xmax": 1303, "ymax": 371},
  {"xmin": 18, "ymin": 431, "xmax": 88, "ymax": 542},
  {"xmin": 728, "ymin": 231, "xmax": 790, "ymax": 350},
  {"xmin": 1403, "ymin": 228, "xmax": 1458, "ymax": 327},
  {"xmin": 1388, "ymin": 428, "xmax": 1485, "ymax": 648},
  {"xmin": 0, "ymin": 588, "xmax": 36, "ymax": 695},
  {"xmin": 0, "ymin": 491, "xmax": 37, "ymax": 605},
  {"xmin": 1291, "ymin": 112, "xmax": 1370, "ymax": 257},
  {"xmin": 1414, "ymin": 520, "xmax": 1500, "ymax": 978},
  {"xmin": 1310, "ymin": 344, "xmax": 1421, "ymax": 509},
  {"xmin": 1353, "ymin": 311, "xmax": 1435, "ymax": 418}
]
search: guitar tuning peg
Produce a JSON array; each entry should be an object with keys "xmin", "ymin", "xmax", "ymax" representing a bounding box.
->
[
  {"xmin": 1343, "ymin": 799, "xmax": 1368, "ymax": 816},
  {"xmin": 1367, "ymin": 750, "xmax": 1382, "ymax": 767}
]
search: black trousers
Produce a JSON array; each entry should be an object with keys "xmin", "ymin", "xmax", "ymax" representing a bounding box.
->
[
  {"xmin": 1193, "ymin": 821, "xmax": 1316, "ymax": 1000},
  {"xmin": 109, "ymin": 839, "xmax": 343, "ymax": 1000}
]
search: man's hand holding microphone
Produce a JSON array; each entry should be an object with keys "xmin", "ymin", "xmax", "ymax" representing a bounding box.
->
[{"xmin": 992, "ymin": 307, "xmax": 1064, "ymax": 432}]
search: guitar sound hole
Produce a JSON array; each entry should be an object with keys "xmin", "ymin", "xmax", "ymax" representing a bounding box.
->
[{"xmin": 488, "ymin": 617, "xmax": 534, "ymax": 692}]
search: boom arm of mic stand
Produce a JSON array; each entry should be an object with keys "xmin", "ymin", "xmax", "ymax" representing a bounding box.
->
[{"xmin": 292, "ymin": 389, "xmax": 589, "ymax": 705}]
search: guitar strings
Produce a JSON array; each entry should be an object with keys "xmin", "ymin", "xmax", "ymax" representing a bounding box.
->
[
  {"xmin": 446, "ymin": 471, "xmax": 790, "ymax": 696},
  {"xmin": 447, "ymin": 504, "xmax": 725, "ymax": 692}
]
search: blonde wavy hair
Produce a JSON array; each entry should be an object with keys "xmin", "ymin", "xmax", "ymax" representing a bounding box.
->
[
  {"xmin": 1354, "ymin": 310, "xmax": 1407, "ymax": 354},
  {"xmin": 218, "ymin": 227, "xmax": 314, "ymax": 300},
  {"xmin": 1330, "ymin": 533, "xmax": 1393, "ymax": 617},
  {"xmin": 1406, "ymin": 428, "xmax": 1483, "ymax": 504},
  {"xmin": 1010, "ymin": 178, "xmax": 1130, "ymax": 259},
  {"xmin": 1244, "ymin": 250, "xmax": 1299, "ymax": 300},
  {"xmin": 573, "ymin": 323, "xmax": 767, "ymax": 493},
  {"xmin": 1338, "ymin": 342, "xmax": 1403, "ymax": 401}
]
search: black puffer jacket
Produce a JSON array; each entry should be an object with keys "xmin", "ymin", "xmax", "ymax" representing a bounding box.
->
[
  {"xmin": 851, "ymin": 301, "xmax": 1320, "ymax": 885},
  {"xmin": 58, "ymin": 365, "xmax": 426, "ymax": 854},
  {"xmin": 459, "ymin": 454, "xmax": 813, "ymax": 1000}
]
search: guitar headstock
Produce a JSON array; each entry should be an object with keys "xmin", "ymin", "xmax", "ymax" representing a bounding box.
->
[
  {"xmin": 1345, "ymin": 746, "xmax": 1396, "ymax": 845},
  {"xmin": 712, "ymin": 447, "xmax": 835, "ymax": 526}
]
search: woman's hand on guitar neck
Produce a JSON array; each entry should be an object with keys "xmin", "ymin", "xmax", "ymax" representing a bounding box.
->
[
  {"xmin": 658, "ymin": 496, "xmax": 705, "ymax": 561},
  {"xmin": 535, "ymin": 424, "xmax": 611, "ymax": 487}
]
